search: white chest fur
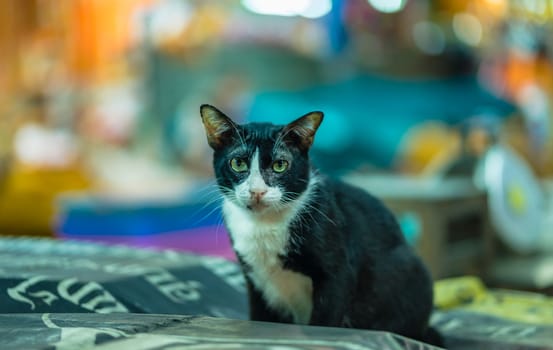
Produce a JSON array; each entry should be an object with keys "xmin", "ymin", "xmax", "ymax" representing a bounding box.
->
[{"xmin": 223, "ymin": 199, "xmax": 313, "ymax": 324}]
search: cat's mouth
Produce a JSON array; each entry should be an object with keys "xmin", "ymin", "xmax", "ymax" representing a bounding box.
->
[{"xmin": 246, "ymin": 201, "xmax": 269, "ymax": 211}]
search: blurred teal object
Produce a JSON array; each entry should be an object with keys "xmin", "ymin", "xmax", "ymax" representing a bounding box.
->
[
  {"xmin": 247, "ymin": 74, "xmax": 515, "ymax": 174},
  {"xmin": 398, "ymin": 211, "xmax": 422, "ymax": 246}
]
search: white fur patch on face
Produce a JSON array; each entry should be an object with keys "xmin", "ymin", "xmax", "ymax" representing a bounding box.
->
[
  {"xmin": 234, "ymin": 149, "xmax": 282, "ymax": 211},
  {"xmin": 223, "ymin": 173, "xmax": 319, "ymax": 324}
]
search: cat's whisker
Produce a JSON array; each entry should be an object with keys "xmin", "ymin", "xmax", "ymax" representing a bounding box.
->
[
  {"xmin": 194, "ymin": 190, "xmax": 224, "ymax": 205},
  {"xmin": 281, "ymin": 190, "xmax": 337, "ymax": 228},
  {"xmin": 273, "ymin": 127, "xmax": 295, "ymax": 154},
  {"xmin": 304, "ymin": 203, "xmax": 337, "ymax": 227},
  {"xmin": 192, "ymin": 197, "xmax": 225, "ymax": 226},
  {"xmin": 190, "ymin": 187, "xmax": 225, "ymax": 210},
  {"xmin": 190, "ymin": 186, "xmax": 236, "ymax": 224},
  {"xmin": 214, "ymin": 211, "xmax": 226, "ymax": 249},
  {"xmin": 191, "ymin": 185, "xmax": 224, "ymax": 204},
  {"xmin": 231, "ymin": 124, "xmax": 247, "ymax": 150}
]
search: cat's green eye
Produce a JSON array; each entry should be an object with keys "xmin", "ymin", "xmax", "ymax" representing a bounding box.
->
[
  {"xmin": 272, "ymin": 160, "xmax": 289, "ymax": 173},
  {"xmin": 230, "ymin": 158, "xmax": 248, "ymax": 172}
]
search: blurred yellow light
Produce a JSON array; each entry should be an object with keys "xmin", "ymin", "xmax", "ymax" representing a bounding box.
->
[
  {"xmin": 507, "ymin": 182, "xmax": 527, "ymax": 215},
  {"xmin": 481, "ymin": 0, "xmax": 508, "ymax": 18},
  {"xmin": 452, "ymin": 13, "xmax": 483, "ymax": 46}
]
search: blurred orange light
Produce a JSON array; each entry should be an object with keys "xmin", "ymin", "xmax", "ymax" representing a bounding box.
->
[{"xmin": 67, "ymin": 0, "xmax": 153, "ymax": 82}]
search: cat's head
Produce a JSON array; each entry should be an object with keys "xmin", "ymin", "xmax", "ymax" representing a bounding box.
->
[{"xmin": 200, "ymin": 104, "xmax": 323, "ymax": 215}]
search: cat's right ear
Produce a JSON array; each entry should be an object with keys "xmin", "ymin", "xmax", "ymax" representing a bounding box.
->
[
  {"xmin": 200, "ymin": 104, "xmax": 238, "ymax": 150},
  {"xmin": 282, "ymin": 111, "xmax": 324, "ymax": 151}
]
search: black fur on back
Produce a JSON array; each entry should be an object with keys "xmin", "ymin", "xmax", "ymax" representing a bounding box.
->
[{"xmin": 285, "ymin": 176, "xmax": 437, "ymax": 341}]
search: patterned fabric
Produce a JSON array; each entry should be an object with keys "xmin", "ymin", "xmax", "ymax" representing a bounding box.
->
[
  {"xmin": 1, "ymin": 237, "xmax": 553, "ymax": 349},
  {"xmin": 435, "ymin": 276, "xmax": 553, "ymax": 325},
  {"xmin": 433, "ymin": 310, "xmax": 553, "ymax": 349},
  {"xmin": 0, "ymin": 237, "xmax": 246, "ymax": 318},
  {"xmin": 0, "ymin": 313, "xmax": 438, "ymax": 350}
]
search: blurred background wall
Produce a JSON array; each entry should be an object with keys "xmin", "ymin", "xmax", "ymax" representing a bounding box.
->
[{"xmin": 0, "ymin": 0, "xmax": 552, "ymax": 287}]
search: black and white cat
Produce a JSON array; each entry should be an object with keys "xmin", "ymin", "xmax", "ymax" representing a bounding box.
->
[{"xmin": 200, "ymin": 104, "xmax": 440, "ymax": 344}]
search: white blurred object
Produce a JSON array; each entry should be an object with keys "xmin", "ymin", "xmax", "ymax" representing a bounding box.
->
[
  {"xmin": 241, "ymin": 0, "xmax": 332, "ymax": 18},
  {"xmin": 14, "ymin": 124, "xmax": 79, "ymax": 168},
  {"xmin": 367, "ymin": 0, "xmax": 407, "ymax": 14},
  {"xmin": 147, "ymin": 0, "xmax": 192, "ymax": 45},
  {"xmin": 88, "ymin": 148, "xmax": 192, "ymax": 202},
  {"xmin": 413, "ymin": 21, "xmax": 446, "ymax": 55},
  {"xmin": 83, "ymin": 83, "xmax": 141, "ymax": 144},
  {"xmin": 518, "ymin": 84, "xmax": 551, "ymax": 154},
  {"xmin": 539, "ymin": 180, "xmax": 553, "ymax": 251},
  {"xmin": 94, "ymin": 89, "xmax": 139, "ymax": 141},
  {"xmin": 301, "ymin": 0, "xmax": 332, "ymax": 18},
  {"xmin": 475, "ymin": 145, "xmax": 546, "ymax": 253}
]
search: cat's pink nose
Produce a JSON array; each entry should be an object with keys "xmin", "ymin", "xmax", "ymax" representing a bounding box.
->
[{"xmin": 250, "ymin": 190, "xmax": 267, "ymax": 202}]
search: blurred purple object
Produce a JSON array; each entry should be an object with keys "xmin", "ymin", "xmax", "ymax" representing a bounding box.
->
[
  {"xmin": 56, "ymin": 189, "xmax": 236, "ymax": 260},
  {"xmin": 58, "ymin": 226, "xmax": 235, "ymax": 260}
]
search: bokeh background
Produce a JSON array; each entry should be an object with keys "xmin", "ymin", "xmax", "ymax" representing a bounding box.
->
[{"xmin": 1, "ymin": 0, "xmax": 553, "ymax": 292}]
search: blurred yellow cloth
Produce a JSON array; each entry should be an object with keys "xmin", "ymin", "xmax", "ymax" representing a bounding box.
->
[
  {"xmin": 396, "ymin": 122, "xmax": 461, "ymax": 175},
  {"xmin": 0, "ymin": 164, "xmax": 89, "ymax": 236},
  {"xmin": 435, "ymin": 276, "xmax": 553, "ymax": 325}
]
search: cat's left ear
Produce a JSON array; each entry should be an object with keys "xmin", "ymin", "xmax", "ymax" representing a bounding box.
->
[
  {"xmin": 200, "ymin": 104, "xmax": 239, "ymax": 150},
  {"xmin": 283, "ymin": 111, "xmax": 323, "ymax": 151}
]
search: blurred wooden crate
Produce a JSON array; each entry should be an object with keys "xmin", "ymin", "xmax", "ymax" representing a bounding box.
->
[{"xmin": 346, "ymin": 175, "xmax": 494, "ymax": 280}]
